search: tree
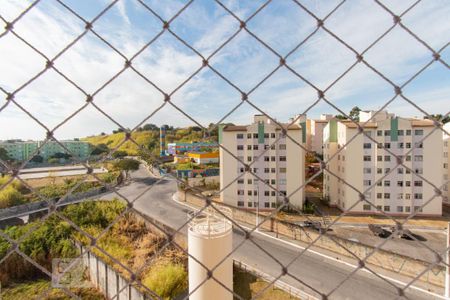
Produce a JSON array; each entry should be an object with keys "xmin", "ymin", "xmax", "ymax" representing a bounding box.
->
[
  {"xmin": 112, "ymin": 150, "xmax": 128, "ymax": 159},
  {"xmin": 113, "ymin": 159, "xmax": 140, "ymax": 176},
  {"xmin": 143, "ymin": 123, "xmax": 159, "ymax": 131},
  {"xmin": 49, "ymin": 152, "xmax": 71, "ymax": 160},
  {"xmin": 91, "ymin": 144, "xmax": 109, "ymax": 155},
  {"xmin": 425, "ymin": 114, "xmax": 450, "ymax": 124},
  {"xmin": 349, "ymin": 106, "xmax": 361, "ymax": 122},
  {"xmin": 112, "ymin": 127, "xmax": 125, "ymax": 134},
  {"xmin": 0, "ymin": 147, "xmax": 11, "ymax": 161},
  {"xmin": 334, "ymin": 114, "xmax": 347, "ymax": 120},
  {"xmin": 30, "ymin": 155, "xmax": 44, "ymax": 163}
]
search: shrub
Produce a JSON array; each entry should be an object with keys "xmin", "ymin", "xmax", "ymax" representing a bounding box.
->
[
  {"xmin": 142, "ymin": 262, "xmax": 187, "ymax": 299},
  {"xmin": 0, "ymin": 185, "xmax": 24, "ymax": 209}
]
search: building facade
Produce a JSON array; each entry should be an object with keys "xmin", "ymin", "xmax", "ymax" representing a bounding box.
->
[
  {"xmin": 443, "ymin": 123, "xmax": 450, "ymax": 204},
  {"xmin": 219, "ymin": 115, "xmax": 305, "ymax": 211},
  {"xmin": 0, "ymin": 140, "xmax": 91, "ymax": 161},
  {"xmin": 323, "ymin": 111, "xmax": 443, "ymax": 216},
  {"xmin": 167, "ymin": 142, "xmax": 218, "ymax": 155},
  {"xmin": 310, "ymin": 114, "xmax": 334, "ymax": 155},
  {"xmin": 187, "ymin": 152, "xmax": 219, "ymax": 164}
]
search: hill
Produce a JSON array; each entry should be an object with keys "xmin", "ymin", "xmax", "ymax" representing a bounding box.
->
[{"xmin": 83, "ymin": 126, "xmax": 218, "ymax": 156}]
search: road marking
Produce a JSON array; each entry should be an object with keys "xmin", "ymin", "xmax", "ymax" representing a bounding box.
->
[{"xmin": 172, "ymin": 193, "xmax": 446, "ymax": 299}]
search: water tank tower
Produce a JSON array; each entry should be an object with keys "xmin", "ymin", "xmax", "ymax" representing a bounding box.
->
[
  {"xmin": 188, "ymin": 207, "xmax": 233, "ymax": 300},
  {"xmin": 160, "ymin": 125, "xmax": 167, "ymax": 157}
]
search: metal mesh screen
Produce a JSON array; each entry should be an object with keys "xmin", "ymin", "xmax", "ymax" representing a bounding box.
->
[{"xmin": 0, "ymin": 0, "xmax": 449, "ymax": 299}]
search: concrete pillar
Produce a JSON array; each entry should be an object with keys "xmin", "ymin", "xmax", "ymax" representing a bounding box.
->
[{"xmin": 188, "ymin": 208, "xmax": 233, "ymax": 300}]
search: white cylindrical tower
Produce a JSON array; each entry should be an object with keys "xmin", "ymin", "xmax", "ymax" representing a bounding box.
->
[{"xmin": 188, "ymin": 207, "xmax": 233, "ymax": 300}]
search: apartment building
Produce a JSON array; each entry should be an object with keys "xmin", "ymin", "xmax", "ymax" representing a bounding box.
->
[
  {"xmin": 310, "ymin": 114, "xmax": 334, "ymax": 155},
  {"xmin": 443, "ymin": 123, "xmax": 450, "ymax": 204},
  {"xmin": 219, "ymin": 115, "xmax": 305, "ymax": 210},
  {"xmin": 0, "ymin": 140, "xmax": 38, "ymax": 161},
  {"xmin": 0, "ymin": 140, "xmax": 91, "ymax": 161},
  {"xmin": 323, "ymin": 111, "xmax": 443, "ymax": 216}
]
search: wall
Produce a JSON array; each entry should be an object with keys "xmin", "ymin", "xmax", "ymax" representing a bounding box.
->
[{"xmin": 178, "ymin": 190, "xmax": 445, "ymax": 287}]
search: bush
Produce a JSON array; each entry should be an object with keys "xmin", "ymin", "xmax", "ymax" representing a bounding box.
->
[
  {"xmin": 113, "ymin": 159, "xmax": 140, "ymax": 173},
  {"xmin": 143, "ymin": 262, "xmax": 187, "ymax": 299},
  {"xmin": 0, "ymin": 185, "xmax": 24, "ymax": 209},
  {"xmin": 112, "ymin": 150, "xmax": 128, "ymax": 159}
]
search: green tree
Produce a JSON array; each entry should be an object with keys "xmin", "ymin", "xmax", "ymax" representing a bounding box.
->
[
  {"xmin": 143, "ymin": 123, "xmax": 159, "ymax": 131},
  {"xmin": 0, "ymin": 147, "xmax": 11, "ymax": 161},
  {"xmin": 349, "ymin": 106, "xmax": 361, "ymax": 122},
  {"xmin": 113, "ymin": 159, "xmax": 140, "ymax": 176},
  {"xmin": 30, "ymin": 154, "xmax": 43, "ymax": 163},
  {"xmin": 91, "ymin": 143, "xmax": 109, "ymax": 155},
  {"xmin": 112, "ymin": 150, "xmax": 128, "ymax": 159},
  {"xmin": 425, "ymin": 114, "xmax": 450, "ymax": 124}
]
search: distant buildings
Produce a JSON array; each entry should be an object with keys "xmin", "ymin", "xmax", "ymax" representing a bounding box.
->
[
  {"xmin": 443, "ymin": 123, "xmax": 450, "ymax": 204},
  {"xmin": 219, "ymin": 115, "xmax": 305, "ymax": 210},
  {"xmin": 323, "ymin": 110, "xmax": 443, "ymax": 216},
  {"xmin": 187, "ymin": 152, "xmax": 219, "ymax": 164},
  {"xmin": 167, "ymin": 142, "xmax": 218, "ymax": 155},
  {"xmin": 0, "ymin": 140, "xmax": 91, "ymax": 161}
]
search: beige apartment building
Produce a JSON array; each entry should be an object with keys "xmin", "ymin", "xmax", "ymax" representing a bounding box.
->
[
  {"xmin": 443, "ymin": 123, "xmax": 450, "ymax": 204},
  {"xmin": 219, "ymin": 115, "xmax": 305, "ymax": 211},
  {"xmin": 323, "ymin": 111, "xmax": 443, "ymax": 216}
]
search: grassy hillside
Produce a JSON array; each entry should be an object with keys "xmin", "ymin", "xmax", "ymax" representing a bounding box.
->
[{"xmin": 83, "ymin": 127, "xmax": 218, "ymax": 156}]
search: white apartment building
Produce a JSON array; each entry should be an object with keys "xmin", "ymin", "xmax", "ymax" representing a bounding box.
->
[
  {"xmin": 443, "ymin": 123, "xmax": 450, "ymax": 204},
  {"xmin": 323, "ymin": 111, "xmax": 443, "ymax": 216},
  {"xmin": 219, "ymin": 115, "xmax": 305, "ymax": 211},
  {"xmin": 309, "ymin": 114, "xmax": 334, "ymax": 155}
]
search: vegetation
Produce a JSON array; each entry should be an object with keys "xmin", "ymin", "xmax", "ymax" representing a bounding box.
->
[
  {"xmin": 424, "ymin": 114, "xmax": 450, "ymax": 124},
  {"xmin": 335, "ymin": 106, "xmax": 361, "ymax": 121},
  {"xmin": 113, "ymin": 159, "xmax": 140, "ymax": 175},
  {"xmin": 111, "ymin": 150, "xmax": 128, "ymax": 159},
  {"xmin": 142, "ymin": 263, "xmax": 187, "ymax": 300},
  {"xmin": 30, "ymin": 154, "xmax": 44, "ymax": 163},
  {"xmin": 0, "ymin": 147, "xmax": 12, "ymax": 161},
  {"xmin": 0, "ymin": 279, "xmax": 105, "ymax": 300},
  {"xmin": 0, "ymin": 176, "xmax": 26, "ymax": 208},
  {"xmin": 83, "ymin": 125, "xmax": 217, "ymax": 156}
]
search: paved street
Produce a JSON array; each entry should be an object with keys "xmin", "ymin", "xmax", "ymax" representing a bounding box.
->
[{"xmin": 100, "ymin": 165, "xmax": 441, "ymax": 300}]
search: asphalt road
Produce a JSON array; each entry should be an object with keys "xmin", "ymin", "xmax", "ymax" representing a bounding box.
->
[{"xmin": 101, "ymin": 166, "xmax": 439, "ymax": 300}]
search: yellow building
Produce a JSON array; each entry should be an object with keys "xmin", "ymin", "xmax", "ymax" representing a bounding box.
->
[
  {"xmin": 187, "ymin": 152, "xmax": 219, "ymax": 164},
  {"xmin": 323, "ymin": 111, "xmax": 443, "ymax": 216},
  {"xmin": 219, "ymin": 115, "xmax": 305, "ymax": 211}
]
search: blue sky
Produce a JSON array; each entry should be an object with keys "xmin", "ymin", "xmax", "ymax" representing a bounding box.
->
[{"xmin": 0, "ymin": 0, "xmax": 448, "ymax": 140}]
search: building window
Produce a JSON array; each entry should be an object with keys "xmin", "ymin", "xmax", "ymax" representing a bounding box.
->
[
  {"xmin": 363, "ymin": 168, "xmax": 371, "ymax": 174},
  {"xmin": 253, "ymin": 168, "xmax": 258, "ymax": 173},
  {"xmin": 398, "ymin": 143, "xmax": 404, "ymax": 149},
  {"xmin": 248, "ymin": 202, "xmax": 253, "ymax": 207},
  {"xmin": 271, "ymin": 145, "xmax": 276, "ymax": 150},
  {"xmin": 384, "ymin": 193, "xmax": 390, "ymax": 199},
  {"xmin": 239, "ymin": 168, "xmax": 244, "ymax": 173},
  {"xmin": 377, "ymin": 181, "xmax": 382, "ymax": 186},
  {"xmin": 247, "ymin": 179, "xmax": 252, "ymax": 184},
  {"xmin": 264, "ymin": 202, "xmax": 270, "ymax": 208},
  {"xmin": 377, "ymin": 143, "xmax": 383, "ymax": 149},
  {"xmin": 237, "ymin": 190, "xmax": 244, "ymax": 195},
  {"xmin": 264, "ymin": 133, "xmax": 269, "ymax": 138},
  {"xmin": 397, "ymin": 193, "xmax": 403, "ymax": 199},
  {"xmin": 237, "ymin": 201, "xmax": 244, "ymax": 207},
  {"xmin": 248, "ymin": 190, "xmax": 252, "ymax": 196},
  {"xmin": 264, "ymin": 168, "xmax": 270, "ymax": 173},
  {"xmin": 414, "ymin": 206, "xmax": 423, "ymax": 212},
  {"xmin": 405, "ymin": 193, "xmax": 411, "ymax": 199},
  {"xmin": 414, "ymin": 155, "xmax": 423, "ymax": 162},
  {"xmin": 414, "ymin": 181, "xmax": 422, "ymax": 187},
  {"xmin": 377, "ymin": 156, "xmax": 382, "ymax": 161},
  {"xmin": 414, "ymin": 129, "xmax": 424, "ymax": 136},
  {"xmin": 384, "ymin": 180, "xmax": 390, "ymax": 187},
  {"xmin": 279, "ymin": 179, "xmax": 286, "ymax": 185},
  {"xmin": 363, "ymin": 204, "xmax": 371, "ymax": 211},
  {"xmin": 265, "ymin": 191, "xmax": 270, "ymax": 196},
  {"xmin": 271, "ymin": 133, "xmax": 276, "ymax": 138},
  {"xmin": 385, "ymin": 168, "xmax": 390, "ymax": 173},
  {"xmin": 253, "ymin": 145, "xmax": 259, "ymax": 150},
  {"xmin": 405, "ymin": 206, "xmax": 411, "ymax": 213},
  {"xmin": 384, "ymin": 130, "xmax": 391, "ymax": 136},
  {"xmin": 377, "ymin": 130, "xmax": 382, "ymax": 136},
  {"xmin": 384, "ymin": 143, "xmax": 391, "ymax": 149},
  {"xmin": 397, "ymin": 206, "xmax": 403, "ymax": 213},
  {"xmin": 237, "ymin": 145, "xmax": 244, "ymax": 150},
  {"xmin": 398, "ymin": 130, "xmax": 404, "ymax": 136},
  {"xmin": 271, "ymin": 156, "xmax": 276, "ymax": 161},
  {"xmin": 264, "ymin": 156, "xmax": 269, "ymax": 161},
  {"xmin": 384, "ymin": 156, "xmax": 391, "ymax": 162},
  {"xmin": 414, "ymin": 142, "xmax": 423, "ymax": 148},
  {"xmin": 364, "ymin": 155, "xmax": 371, "ymax": 161},
  {"xmin": 414, "ymin": 193, "xmax": 423, "ymax": 199},
  {"xmin": 271, "ymin": 191, "xmax": 276, "ymax": 196},
  {"xmin": 384, "ymin": 206, "xmax": 390, "ymax": 212},
  {"xmin": 397, "ymin": 181, "xmax": 403, "ymax": 187},
  {"xmin": 271, "ymin": 179, "xmax": 276, "ymax": 185},
  {"xmin": 247, "ymin": 145, "xmax": 252, "ymax": 150},
  {"xmin": 406, "ymin": 130, "xmax": 411, "ymax": 136},
  {"xmin": 405, "ymin": 181, "xmax": 411, "ymax": 187},
  {"xmin": 279, "ymin": 144, "xmax": 286, "ymax": 150},
  {"xmin": 363, "ymin": 143, "xmax": 371, "ymax": 149},
  {"xmin": 238, "ymin": 179, "xmax": 244, "ymax": 184},
  {"xmin": 247, "ymin": 133, "xmax": 252, "ymax": 139},
  {"xmin": 271, "ymin": 168, "xmax": 276, "ymax": 173},
  {"xmin": 377, "ymin": 193, "xmax": 382, "ymax": 199},
  {"xmin": 271, "ymin": 202, "xmax": 276, "ymax": 208},
  {"xmin": 253, "ymin": 133, "xmax": 258, "ymax": 139},
  {"xmin": 364, "ymin": 180, "xmax": 371, "ymax": 186},
  {"xmin": 247, "ymin": 156, "xmax": 252, "ymax": 162},
  {"xmin": 254, "ymin": 190, "xmax": 258, "ymax": 196},
  {"xmin": 398, "ymin": 168, "xmax": 403, "ymax": 174},
  {"xmin": 279, "ymin": 156, "xmax": 286, "ymax": 161},
  {"xmin": 405, "ymin": 155, "xmax": 411, "ymax": 161},
  {"xmin": 237, "ymin": 133, "xmax": 244, "ymax": 139},
  {"xmin": 279, "ymin": 167, "xmax": 287, "ymax": 173},
  {"xmin": 377, "ymin": 168, "xmax": 382, "ymax": 174}
]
